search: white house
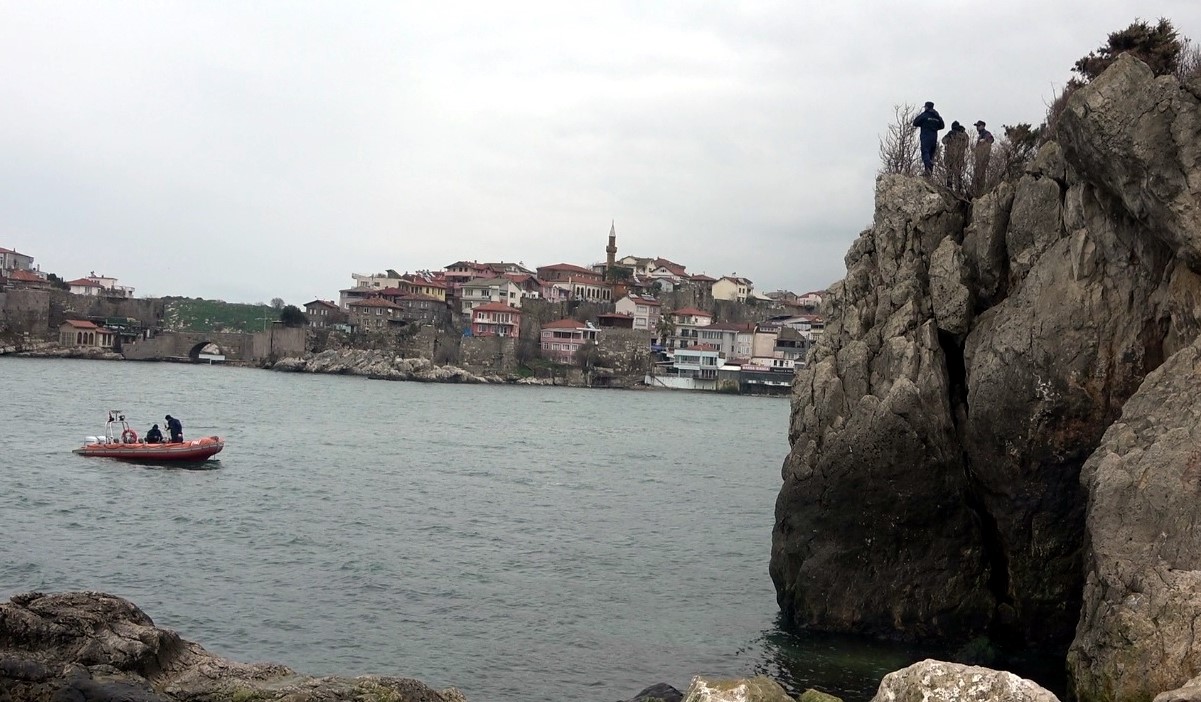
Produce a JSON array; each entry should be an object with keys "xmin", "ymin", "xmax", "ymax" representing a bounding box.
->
[
  {"xmin": 66, "ymin": 273, "xmax": 134, "ymax": 298},
  {"xmin": 712, "ymin": 276, "xmax": 753, "ymax": 302},
  {"xmin": 667, "ymin": 306, "xmax": 713, "ymax": 349},
  {"xmin": 697, "ymin": 322, "xmax": 755, "ymax": 359},
  {"xmin": 0, "ymin": 247, "xmax": 34, "ymax": 272},
  {"xmin": 350, "ymin": 270, "xmax": 404, "ymax": 290},
  {"xmin": 615, "ymin": 294, "xmax": 661, "ymax": 331},
  {"xmin": 460, "ymin": 278, "xmax": 522, "ymax": 314}
]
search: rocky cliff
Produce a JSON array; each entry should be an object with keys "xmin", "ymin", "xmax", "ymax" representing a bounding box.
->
[{"xmin": 771, "ymin": 53, "xmax": 1201, "ymax": 699}]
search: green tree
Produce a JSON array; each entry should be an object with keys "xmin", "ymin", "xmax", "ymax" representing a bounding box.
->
[
  {"xmin": 655, "ymin": 311, "xmax": 675, "ymax": 345},
  {"xmin": 279, "ymin": 305, "xmax": 307, "ymax": 327},
  {"xmin": 574, "ymin": 341, "xmax": 601, "ymax": 371},
  {"xmin": 1073, "ymin": 18, "xmax": 1183, "ymax": 81}
]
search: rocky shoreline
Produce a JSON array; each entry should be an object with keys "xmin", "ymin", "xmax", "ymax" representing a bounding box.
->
[
  {"xmin": 267, "ymin": 348, "xmax": 557, "ymax": 386},
  {"xmin": 0, "ymin": 591, "xmax": 1080, "ymax": 702}
]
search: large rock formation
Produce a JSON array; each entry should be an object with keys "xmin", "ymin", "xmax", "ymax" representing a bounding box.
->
[
  {"xmin": 1067, "ymin": 336, "xmax": 1201, "ymax": 701},
  {"xmin": 0, "ymin": 591, "xmax": 466, "ymax": 702},
  {"xmin": 771, "ymin": 50, "xmax": 1201, "ymax": 673}
]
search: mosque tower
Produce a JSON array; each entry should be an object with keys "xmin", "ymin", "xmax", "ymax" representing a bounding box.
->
[{"xmin": 606, "ymin": 221, "xmax": 617, "ymax": 273}]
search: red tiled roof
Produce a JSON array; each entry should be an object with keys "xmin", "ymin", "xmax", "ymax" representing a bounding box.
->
[
  {"xmin": 689, "ymin": 274, "xmax": 717, "ymax": 282},
  {"xmin": 348, "ymin": 297, "xmax": 402, "ymax": 309},
  {"xmin": 672, "ymin": 306, "xmax": 713, "ymax": 317},
  {"xmin": 538, "ymin": 263, "xmax": 596, "ymax": 275},
  {"xmin": 66, "ymin": 278, "xmax": 103, "ymax": 287},
  {"xmin": 305, "ymin": 299, "xmax": 339, "ymax": 309},
  {"xmin": 621, "ymin": 294, "xmax": 660, "ymax": 306},
  {"xmin": 0, "ymin": 247, "xmax": 30, "ymax": 256},
  {"xmin": 62, "ymin": 319, "xmax": 99, "ymax": 329},
  {"xmin": 685, "ymin": 343, "xmax": 719, "ymax": 351},
  {"xmin": 654, "ymin": 258, "xmax": 687, "ymax": 275},
  {"xmin": 706, "ymin": 322, "xmax": 755, "ymax": 332},
  {"xmin": 403, "ymin": 277, "xmax": 448, "ymax": 288},
  {"xmin": 472, "ymin": 302, "xmax": 522, "ymax": 313},
  {"xmin": 5, "ymin": 269, "xmax": 44, "ymax": 283},
  {"xmin": 542, "ymin": 318, "xmax": 587, "ymax": 329}
]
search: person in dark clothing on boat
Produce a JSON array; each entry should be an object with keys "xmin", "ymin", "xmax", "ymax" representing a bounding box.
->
[
  {"xmin": 165, "ymin": 415, "xmax": 183, "ymax": 443},
  {"xmin": 145, "ymin": 424, "xmax": 163, "ymax": 444}
]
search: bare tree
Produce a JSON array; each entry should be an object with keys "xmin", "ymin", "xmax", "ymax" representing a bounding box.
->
[
  {"xmin": 270, "ymin": 297, "xmax": 285, "ymax": 310},
  {"xmin": 878, "ymin": 103, "xmax": 919, "ymax": 177},
  {"xmin": 1177, "ymin": 37, "xmax": 1201, "ymax": 81}
]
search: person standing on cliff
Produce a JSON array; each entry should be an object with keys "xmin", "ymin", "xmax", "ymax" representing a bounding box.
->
[
  {"xmin": 941, "ymin": 121, "xmax": 969, "ymax": 191},
  {"xmin": 972, "ymin": 120, "xmax": 995, "ymax": 195},
  {"xmin": 912, "ymin": 101, "xmax": 945, "ymax": 177}
]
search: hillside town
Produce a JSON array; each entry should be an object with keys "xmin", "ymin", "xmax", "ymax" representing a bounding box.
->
[{"xmin": 0, "ymin": 226, "xmax": 826, "ymax": 393}]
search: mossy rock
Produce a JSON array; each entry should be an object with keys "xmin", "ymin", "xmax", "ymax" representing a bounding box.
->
[{"xmin": 798, "ymin": 689, "xmax": 843, "ymax": 702}]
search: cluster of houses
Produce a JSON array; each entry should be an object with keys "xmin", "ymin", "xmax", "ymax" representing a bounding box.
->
[
  {"xmin": 2, "ymin": 247, "xmax": 136, "ymax": 299},
  {"xmin": 302, "ymin": 226, "xmax": 827, "ymax": 392},
  {"xmin": 2, "ymin": 245, "xmax": 143, "ymax": 350},
  {"xmin": 4, "ymin": 234, "xmax": 828, "ymax": 391}
]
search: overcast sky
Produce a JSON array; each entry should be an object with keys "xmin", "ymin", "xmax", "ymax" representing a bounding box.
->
[{"xmin": 3, "ymin": 2, "xmax": 1199, "ymax": 304}]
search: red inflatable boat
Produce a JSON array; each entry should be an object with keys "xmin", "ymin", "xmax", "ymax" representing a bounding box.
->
[{"xmin": 74, "ymin": 410, "xmax": 225, "ymax": 462}]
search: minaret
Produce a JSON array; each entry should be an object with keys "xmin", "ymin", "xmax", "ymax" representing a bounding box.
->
[{"xmin": 606, "ymin": 221, "xmax": 617, "ymax": 272}]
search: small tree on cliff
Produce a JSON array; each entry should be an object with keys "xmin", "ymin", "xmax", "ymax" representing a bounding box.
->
[
  {"xmin": 1073, "ymin": 18, "xmax": 1183, "ymax": 81},
  {"xmin": 279, "ymin": 305, "xmax": 306, "ymax": 327},
  {"xmin": 878, "ymin": 103, "xmax": 920, "ymax": 176}
]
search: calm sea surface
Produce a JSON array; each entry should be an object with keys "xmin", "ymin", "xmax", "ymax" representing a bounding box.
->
[{"xmin": 2, "ymin": 357, "xmax": 931, "ymax": 701}]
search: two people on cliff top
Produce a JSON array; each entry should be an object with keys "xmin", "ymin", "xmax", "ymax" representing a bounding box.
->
[{"xmin": 913, "ymin": 101, "xmax": 994, "ymax": 194}]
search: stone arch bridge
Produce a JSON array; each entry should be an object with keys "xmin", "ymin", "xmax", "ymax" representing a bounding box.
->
[{"xmin": 121, "ymin": 327, "xmax": 305, "ymax": 363}]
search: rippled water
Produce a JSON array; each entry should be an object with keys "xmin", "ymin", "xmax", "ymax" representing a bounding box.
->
[{"xmin": 2, "ymin": 357, "xmax": 938, "ymax": 701}]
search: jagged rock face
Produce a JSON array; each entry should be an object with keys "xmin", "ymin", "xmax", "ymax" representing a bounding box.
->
[
  {"xmin": 1067, "ymin": 337, "xmax": 1201, "ymax": 701},
  {"xmin": 1056, "ymin": 54, "xmax": 1201, "ymax": 268},
  {"xmin": 772, "ymin": 53, "xmax": 1201, "ymax": 657},
  {"xmin": 0, "ymin": 591, "xmax": 467, "ymax": 702},
  {"xmin": 772, "ymin": 176, "xmax": 993, "ymax": 641}
]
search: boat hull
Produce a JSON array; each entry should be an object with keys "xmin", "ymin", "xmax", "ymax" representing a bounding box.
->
[{"xmin": 73, "ymin": 436, "xmax": 224, "ymax": 462}]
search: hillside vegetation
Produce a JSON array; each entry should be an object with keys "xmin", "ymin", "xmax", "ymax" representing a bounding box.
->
[{"xmin": 163, "ymin": 297, "xmax": 277, "ymax": 332}]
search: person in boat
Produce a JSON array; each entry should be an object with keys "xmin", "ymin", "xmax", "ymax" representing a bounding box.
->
[
  {"xmin": 144, "ymin": 424, "xmax": 163, "ymax": 444},
  {"xmin": 165, "ymin": 415, "xmax": 183, "ymax": 443}
]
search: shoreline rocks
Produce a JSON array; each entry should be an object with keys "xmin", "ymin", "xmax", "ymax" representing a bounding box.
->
[
  {"xmin": 267, "ymin": 349, "xmax": 516, "ymax": 384},
  {"xmin": 0, "ymin": 591, "xmax": 466, "ymax": 702}
]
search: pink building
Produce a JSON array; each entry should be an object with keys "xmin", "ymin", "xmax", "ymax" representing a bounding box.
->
[
  {"xmin": 540, "ymin": 318, "xmax": 599, "ymax": 362},
  {"xmin": 471, "ymin": 302, "xmax": 522, "ymax": 337}
]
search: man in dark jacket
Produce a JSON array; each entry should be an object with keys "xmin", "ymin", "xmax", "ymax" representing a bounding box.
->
[
  {"xmin": 913, "ymin": 101, "xmax": 945, "ymax": 176},
  {"xmin": 165, "ymin": 415, "xmax": 183, "ymax": 443},
  {"xmin": 972, "ymin": 120, "xmax": 995, "ymax": 195},
  {"xmin": 145, "ymin": 424, "xmax": 163, "ymax": 444},
  {"xmin": 942, "ymin": 121, "xmax": 969, "ymax": 190}
]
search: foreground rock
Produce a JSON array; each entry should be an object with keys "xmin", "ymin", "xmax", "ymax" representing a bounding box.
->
[
  {"xmin": 771, "ymin": 51, "xmax": 1201, "ymax": 658},
  {"xmin": 0, "ymin": 591, "xmax": 466, "ymax": 702},
  {"xmin": 1067, "ymin": 336, "xmax": 1201, "ymax": 701},
  {"xmin": 869, "ymin": 660, "xmax": 1059, "ymax": 702},
  {"xmin": 681, "ymin": 675, "xmax": 793, "ymax": 702}
]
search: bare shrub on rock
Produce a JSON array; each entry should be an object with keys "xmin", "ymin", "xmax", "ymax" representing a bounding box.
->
[{"xmin": 878, "ymin": 103, "xmax": 919, "ymax": 177}]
